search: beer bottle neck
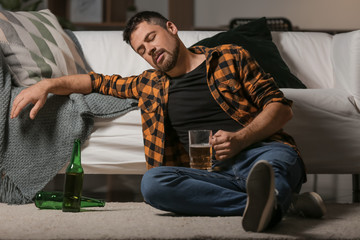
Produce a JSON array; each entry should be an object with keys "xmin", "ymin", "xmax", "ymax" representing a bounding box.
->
[{"xmin": 67, "ymin": 139, "xmax": 83, "ymax": 173}]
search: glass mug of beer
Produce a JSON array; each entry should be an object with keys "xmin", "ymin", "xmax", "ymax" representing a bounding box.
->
[{"xmin": 188, "ymin": 130, "xmax": 212, "ymax": 170}]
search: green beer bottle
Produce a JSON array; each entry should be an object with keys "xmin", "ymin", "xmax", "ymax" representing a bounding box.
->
[
  {"xmin": 34, "ymin": 191, "xmax": 105, "ymax": 210},
  {"xmin": 62, "ymin": 139, "xmax": 84, "ymax": 212}
]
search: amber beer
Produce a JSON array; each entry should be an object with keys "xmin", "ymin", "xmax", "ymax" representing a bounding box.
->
[
  {"xmin": 189, "ymin": 143, "xmax": 212, "ymax": 170},
  {"xmin": 188, "ymin": 130, "xmax": 212, "ymax": 170}
]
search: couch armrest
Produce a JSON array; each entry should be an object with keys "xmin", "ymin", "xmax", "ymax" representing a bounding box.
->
[{"xmin": 332, "ymin": 30, "xmax": 360, "ymax": 109}]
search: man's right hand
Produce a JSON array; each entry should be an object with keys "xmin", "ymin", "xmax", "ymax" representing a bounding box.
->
[
  {"xmin": 10, "ymin": 74, "xmax": 92, "ymax": 120},
  {"xmin": 11, "ymin": 80, "xmax": 49, "ymax": 120}
]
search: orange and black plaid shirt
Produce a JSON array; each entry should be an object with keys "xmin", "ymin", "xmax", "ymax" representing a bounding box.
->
[{"xmin": 90, "ymin": 44, "xmax": 299, "ymax": 170}]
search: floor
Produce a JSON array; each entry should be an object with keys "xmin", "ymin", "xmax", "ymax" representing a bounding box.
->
[
  {"xmin": 44, "ymin": 173, "xmax": 355, "ymax": 203},
  {"xmin": 4, "ymin": 201, "xmax": 360, "ymax": 239}
]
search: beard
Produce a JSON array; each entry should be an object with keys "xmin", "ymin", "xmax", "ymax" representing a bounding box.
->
[{"xmin": 153, "ymin": 37, "xmax": 180, "ymax": 73}]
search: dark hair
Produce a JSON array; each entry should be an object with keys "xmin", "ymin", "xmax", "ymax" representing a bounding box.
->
[{"xmin": 123, "ymin": 11, "xmax": 169, "ymax": 45}]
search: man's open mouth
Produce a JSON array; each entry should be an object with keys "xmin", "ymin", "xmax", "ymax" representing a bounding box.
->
[{"xmin": 153, "ymin": 50, "xmax": 165, "ymax": 64}]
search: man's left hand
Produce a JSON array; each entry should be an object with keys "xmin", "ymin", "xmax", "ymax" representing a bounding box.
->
[{"xmin": 210, "ymin": 130, "xmax": 244, "ymax": 160}]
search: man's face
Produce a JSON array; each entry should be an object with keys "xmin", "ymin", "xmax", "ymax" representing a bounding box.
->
[{"xmin": 130, "ymin": 21, "xmax": 180, "ymax": 73}]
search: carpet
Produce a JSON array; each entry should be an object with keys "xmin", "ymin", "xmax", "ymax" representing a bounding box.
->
[{"xmin": 1, "ymin": 202, "xmax": 359, "ymax": 239}]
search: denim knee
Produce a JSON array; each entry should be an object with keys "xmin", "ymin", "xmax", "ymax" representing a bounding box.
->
[
  {"xmin": 141, "ymin": 167, "xmax": 158, "ymax": 202},
  {"xmin": 140, "ymin": 166, "xmax": 176, "ymax": 204}
]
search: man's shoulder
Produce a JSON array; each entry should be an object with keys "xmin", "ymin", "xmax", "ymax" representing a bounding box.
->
[
  {"xmin": 190, "ymin": 44, "xmax": 246, "ymax": 55},
  {"xmin": 191, "ymin": 44, "xmax": 244, "ymax": 50},
  {"xmin": 140, "ymin": 68, "xmax": 162, "ymax": 77},
  {"xmin": 137, "ymin": 69, "xmax": 166, "ymax": 84}
]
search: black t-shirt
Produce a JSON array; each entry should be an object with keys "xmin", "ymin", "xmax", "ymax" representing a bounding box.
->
[{"xmin": 168, "ymin": 61, "xmax": 241, "ymax": 152}]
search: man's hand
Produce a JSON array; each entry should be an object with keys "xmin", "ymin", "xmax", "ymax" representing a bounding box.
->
[
  {"xmin": 10, "ymin": 74, "xmax": 92, "ymax": 120},
  {"xmin": 11, "ymin": 81, "xmax": 49, "ymax": 120},
  {"xmin": 210, "ymin": 130, "xmax": 245, "ymax": 160}
]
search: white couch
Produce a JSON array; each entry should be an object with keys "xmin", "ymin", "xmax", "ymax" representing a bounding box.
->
[{"xmin": 72, "ymin": 30, "xmax": 360, "ymax": 177}]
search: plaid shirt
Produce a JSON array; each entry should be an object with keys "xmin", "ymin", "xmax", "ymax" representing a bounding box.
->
[{"xmin": 90, "ymin": 44, "xmax": 299, "ymax": 170}]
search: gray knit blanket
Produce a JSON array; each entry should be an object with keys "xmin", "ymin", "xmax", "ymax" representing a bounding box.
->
[{"xmin": 0, "ymin": 54, "xmax": 138, "ymax": 204}]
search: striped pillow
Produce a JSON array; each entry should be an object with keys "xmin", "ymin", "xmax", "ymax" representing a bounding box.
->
[{"xmin": 0, "ymin": 9, "xmax": 92, "ymax": 86}]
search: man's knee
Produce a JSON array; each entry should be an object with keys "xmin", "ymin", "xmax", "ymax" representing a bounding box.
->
[
  {"xmin": 141, "ymin": 167, "xmax": 158, "ymax": 201},
  {"xmin": 140, "ymin": 166, "xmax": 177, "ymax": 202}
]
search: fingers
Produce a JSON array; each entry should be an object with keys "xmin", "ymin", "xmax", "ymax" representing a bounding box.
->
[
  {"xmin": 211, "ymin": 131, "xmax": 236, "ymax": 160},
  {"xmin": 210, "ymin": 131, "xmax": 223, "ymax": 145},
  {"xmin": 11, "ymin": 95, "xmax": 27, "ymax": 119},
  {"xmin": 215, "ymin": 152, "xmax": 231, "ymax": 160},
  {"xmin": 213, "ymin": 140, "xmax": 229, "ymax": 150},
  {"xmin": 29, "ymin": 100, "xmax": 44, "ymax": 120},
  {"xmin": 11, "ymin": 90, "xmax": 46, "ymax": 119},
  {"xmin": 211, "ymin": 133, "xmax": 228, "ymax": 149},
  {"xmin": 212, "ymin": 137, "xmax": 230, "ymax": 160},
  {"xmin": 214, "ymin": 143, "xmax": 231, "ymax": 160}
]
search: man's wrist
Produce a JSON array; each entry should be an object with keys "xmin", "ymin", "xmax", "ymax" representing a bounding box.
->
[
  {"xmin": 38, "ymin": 78, "xmax": 53, "ymax": 94},
  {"xmin": 235, "ymin": 128, "xmax": 254, "ymax": 150}
]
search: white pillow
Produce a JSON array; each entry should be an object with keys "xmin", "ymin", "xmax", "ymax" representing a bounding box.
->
[{"xmin": 0, "ymin": 9, "xmax": 92, "ymax": 86}]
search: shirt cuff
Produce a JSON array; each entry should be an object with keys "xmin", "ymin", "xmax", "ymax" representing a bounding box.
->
[{"xmin": 88, "ymin": 71, "xmax": 98, "ymax": 93}]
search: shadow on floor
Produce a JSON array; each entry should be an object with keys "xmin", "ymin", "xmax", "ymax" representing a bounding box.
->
[{"xmin": 43, "ymin": 174, "xmax": 144, "ymax": 202}]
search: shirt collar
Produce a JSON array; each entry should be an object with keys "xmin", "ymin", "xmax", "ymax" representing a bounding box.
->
[{"xmin": 189, "ymin": 45, "xmax": 219, "ymax": 61}]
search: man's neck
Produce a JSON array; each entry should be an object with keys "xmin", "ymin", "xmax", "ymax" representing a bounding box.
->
[{"xmin": 167, "ymin": 45, "xmax": 206, "ymax": 78}]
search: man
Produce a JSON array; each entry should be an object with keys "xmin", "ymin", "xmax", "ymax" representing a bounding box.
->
[{"xmin": 11, "ymin": 11, "xmax": 325, "ymax": 232}]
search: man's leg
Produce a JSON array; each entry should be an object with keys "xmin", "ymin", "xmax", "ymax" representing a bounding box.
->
[
  {"xmin": 236, "ymin": 142, "xmax": 305, "ymax": 231},
  {"xmin": 141, "ymin": 142, "xmax": 305, "ymax": 219},
  {"xmin": 242, "ymin": 160, "xmax": 277, "ymax": 232},
  {"xmin": 232, "ymin": 142, "xmax": 305, "ymax": 215},
  {"xmin": 141, "ymin": 166, "xmax": 248, "ymax": 216}
]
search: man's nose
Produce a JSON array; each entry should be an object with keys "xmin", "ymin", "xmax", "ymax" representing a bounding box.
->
[{"xmin": 147, "ymin": 45, "xmax": 156, "ymax": 56}]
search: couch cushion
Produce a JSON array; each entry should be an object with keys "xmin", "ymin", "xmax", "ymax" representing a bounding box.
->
[
  {"xmin": 332, "ymin": 30, "xmax": 360, "ymax": 109},
  {"xmin": 74, "ymin": 31, "xmax": 153, "ymax": 77},
  {"xmin": 192, "ymin": 18, "xmax": 307, "ymax": 89},
  {"xmin": 0, "ymin": 9, "xmax": 92, "ymax": 86},
  {"xmin": 272, "ymin": 31, "xmax": 334, "ymax": 89}
]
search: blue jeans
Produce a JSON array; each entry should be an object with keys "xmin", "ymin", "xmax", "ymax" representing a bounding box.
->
[{"xmin": 141, "ymin": 142, "xmax": 306, "ymax": 216}]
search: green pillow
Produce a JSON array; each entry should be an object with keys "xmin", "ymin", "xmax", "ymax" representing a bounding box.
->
[
  {"xmin": 193, "ymin": 18, "xmax": 306, "ymax": 89},
  {"xmin": 0, "ymin": 9, "xmax": 92, "ymax": 87}
]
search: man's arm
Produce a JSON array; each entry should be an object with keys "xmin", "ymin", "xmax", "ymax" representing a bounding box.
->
[
  {"xmin": 11, "ymin": 74, "xmax": 92, "ymax": 120},
  {"xmin": 210, "ymin": 102, "xmax": 293, "ymax": 160}
]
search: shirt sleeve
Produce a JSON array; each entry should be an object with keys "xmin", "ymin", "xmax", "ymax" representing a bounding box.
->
[
  {"xmin": 89, "ymin": 71, "xmax": 140, "ymax": 99},
  {"xmin": 238, "ymin": 48, "xmax": 292, "ymax": 109}
]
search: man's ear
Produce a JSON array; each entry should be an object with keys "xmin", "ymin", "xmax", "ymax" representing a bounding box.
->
[{"xmin": 166, "ymin": 21, "xmax": 178, "ymax": 35}]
